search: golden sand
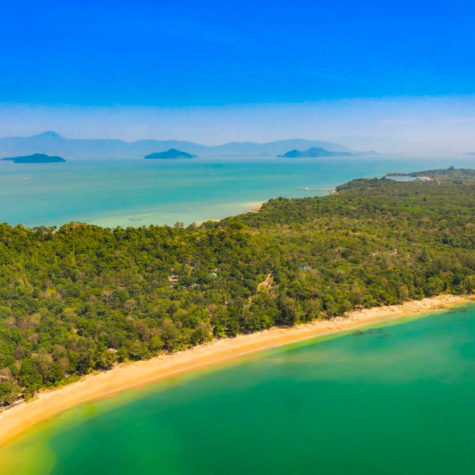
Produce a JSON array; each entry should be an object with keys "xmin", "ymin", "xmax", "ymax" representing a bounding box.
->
[{"xmin": 0, "ymin": 294, "xmax": 473, "ymax": 448}]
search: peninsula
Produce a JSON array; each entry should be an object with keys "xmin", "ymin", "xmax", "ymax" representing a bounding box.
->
[
  {"xmin": 0, "ymin": 167, "xmax": 473, "ymax": 412},
  {"xmin": 1, "ymin": 153, "xmax": 66, "ymax": 164},
  {"xmin": 386, "ymin": 166, "xmax": 475, "ymax": 182},
  {"xmin": 144, "ymin": 149, "xmax": 196, "ymax": 159}
]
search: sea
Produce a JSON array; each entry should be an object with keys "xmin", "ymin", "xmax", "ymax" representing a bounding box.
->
[
  {"xmin": 1, "ymin": 155, "xmax": 475, "ymax": 474},
  {"xmin": 1, "ymin": 304, "xmax": 475, "ymax": 474},
  {"xmin": 1, "ymin": 155, "xmax": 474, "ymax": 228}
]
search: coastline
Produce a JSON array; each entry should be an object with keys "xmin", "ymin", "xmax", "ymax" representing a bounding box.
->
[
  {"xmin": 88, "ymin": 200, "xmax": 266, "ymax": 228},
  {"xmin": 249, "ymin": 201, "xmax": 263, "ymax": 212},
  {"xmin": 0, "ymin": 294, "xmax": 473, "ymax": 449}
]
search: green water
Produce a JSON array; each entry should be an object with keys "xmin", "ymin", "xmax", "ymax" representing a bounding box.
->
[
  {"xmin": 1, "ymin": 156, "xmax": 473, "ymax": 227},
  {"xmin": 2, "ymin": 305, "xmax": 475, "ymax": 474}
]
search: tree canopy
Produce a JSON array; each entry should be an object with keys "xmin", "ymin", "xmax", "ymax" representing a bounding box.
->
[{"xmin": 0, "ymin": 169, "xmax": 473, "ymax": 406}]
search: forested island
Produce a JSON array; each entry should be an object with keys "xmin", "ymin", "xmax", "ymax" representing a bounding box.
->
[
  {"xmin": 0, "ymin": 168, "xmax": 473, "ymax": 406},
  {"xmin": 279, "ymin": 147, "xmax": 352, "ymax": 158},
  {"xmin": 144, "ymin": 149, "xmax": 195, "ymax": 160},
  {"xmin": 1, "ymin": 153, "xmax": 66, "ymax": 164}
]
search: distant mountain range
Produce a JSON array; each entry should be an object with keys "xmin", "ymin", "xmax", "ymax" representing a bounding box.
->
[
  {"xmin": 1, "ymin": 153, "xmax": 66, "ymax": 164},
  {"xmin": 279, "ymin": 147, "xmax": 353, "ymax": 158},
  {"xmin": 145, "ymin": 149, "xmax": 195, "ymax": 160},
  {"xmin": 0, "ymin": 131, "xmax": 352, "ymax": 160}
]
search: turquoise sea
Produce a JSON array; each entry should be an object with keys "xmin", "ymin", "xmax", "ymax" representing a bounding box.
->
[
  {"xmin": 1, "ymin": 156, "xmax": 473, "ymax": 227},
  {"xmin": 1, "ymin": 305, "xmax": 475, "ymax": 474}
]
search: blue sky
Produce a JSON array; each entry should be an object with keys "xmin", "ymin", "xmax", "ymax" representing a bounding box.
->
[
  {"xmin": 1, "ymin": 0, "xmax": 475, "ymax": 151},
  {"xmin": 2, "ymin": 0, "xmax": 475, "ymax": 106}
]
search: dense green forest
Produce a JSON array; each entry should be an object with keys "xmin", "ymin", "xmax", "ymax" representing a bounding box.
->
[{"xmin": 0, "ymin": 169, "xmax": 474, "ymax": 406}]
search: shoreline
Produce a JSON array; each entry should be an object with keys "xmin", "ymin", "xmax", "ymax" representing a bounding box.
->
[
  {"xmin": 89, "ymin": 200, "xmax": 266, "ymax": 228},
  {"xmin": 0, "ymin": 294, "xmax": 473, "ymax": 449},
  {"xmin": 249, "ymin": 201, "xmax": 263, "ymax": 212}
]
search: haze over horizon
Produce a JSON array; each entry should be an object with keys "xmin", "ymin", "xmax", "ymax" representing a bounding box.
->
[
  {"xmin": 2, "ymin": 0, "xmax": 475, "ymax": 155},
  {"xmin": 2, "ymin": 97, "xmax": 475, "ymax": 155}
]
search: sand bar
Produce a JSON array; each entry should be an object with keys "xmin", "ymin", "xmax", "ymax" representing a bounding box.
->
[{"xmin": 0, "ymin": 294, "xmax": 473, "ymax": 448}]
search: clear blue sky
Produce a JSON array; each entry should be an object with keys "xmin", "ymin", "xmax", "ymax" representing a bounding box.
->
[{"xmin": 2, "ymin": 0, "xmax": 475, "ymax": 106}]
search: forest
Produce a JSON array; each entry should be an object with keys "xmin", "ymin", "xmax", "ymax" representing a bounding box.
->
[{"xmin": 0, "ymin": 169, "xmax": 473, "ymax": 406}]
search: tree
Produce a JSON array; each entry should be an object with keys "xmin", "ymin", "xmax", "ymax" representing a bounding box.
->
[{"xmin": 0, "ymin": 381, "xmax": 21, "ymax": 405}]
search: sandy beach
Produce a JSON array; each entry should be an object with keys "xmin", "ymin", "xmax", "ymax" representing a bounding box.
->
[
  {"xmin": 0, "ymin": 293, "xmax": 473, "ymax": 449},
  {"xmin": 249, "ymin": 201, "xmax": 263, "ymax": 212}
]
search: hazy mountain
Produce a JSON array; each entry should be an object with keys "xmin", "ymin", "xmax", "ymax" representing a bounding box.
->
[
  {"xmin": 0, "ymin": 132, "xmax": 350, "ymax": 160},
  {"xmin": 208, "ymin": 139, "xmax": 350, "ymax": 156}
]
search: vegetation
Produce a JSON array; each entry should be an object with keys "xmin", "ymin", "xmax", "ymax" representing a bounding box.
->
[{"xmin": 0, "ymin": 169, "xmax": 473, "ymax": 406}]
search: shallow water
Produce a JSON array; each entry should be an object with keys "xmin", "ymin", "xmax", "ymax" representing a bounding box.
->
[
  {"xmin": 2, "ymin": 305, "xmax": 475, "ymax": 474},
  {"xmin": 1, "ymin": 156, "xmax": 473, "ymax": 227}
]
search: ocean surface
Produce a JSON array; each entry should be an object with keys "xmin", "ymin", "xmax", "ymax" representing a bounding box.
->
[
  {"xmin": 2, "ymin": 304, "xmax": 475, "ymax": 474},
  {"xmin": 1, "ymin": 155, "xmax": 474, "ymax": 227}
]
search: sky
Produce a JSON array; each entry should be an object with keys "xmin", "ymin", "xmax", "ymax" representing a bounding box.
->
[{"xmin": 1, "ymin": 0, "xmax": 475, "ymax": 152}]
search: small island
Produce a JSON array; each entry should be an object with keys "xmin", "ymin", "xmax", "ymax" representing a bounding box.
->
[
  {"xmin": 1, "ymin": 153, "xmax": 66, "ymax": 164},
  {"xmin": 144, "ymin": 149, "xmax": 196, "ymax": 160},
  {"xmin": 278, "ymin": 147, "xmax": 352, "ymax": 158}
]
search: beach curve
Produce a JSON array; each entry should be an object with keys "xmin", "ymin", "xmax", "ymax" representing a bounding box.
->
[{"xmin": 0, "ymin": 293, "xmax": 473, "ymax": 449}]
